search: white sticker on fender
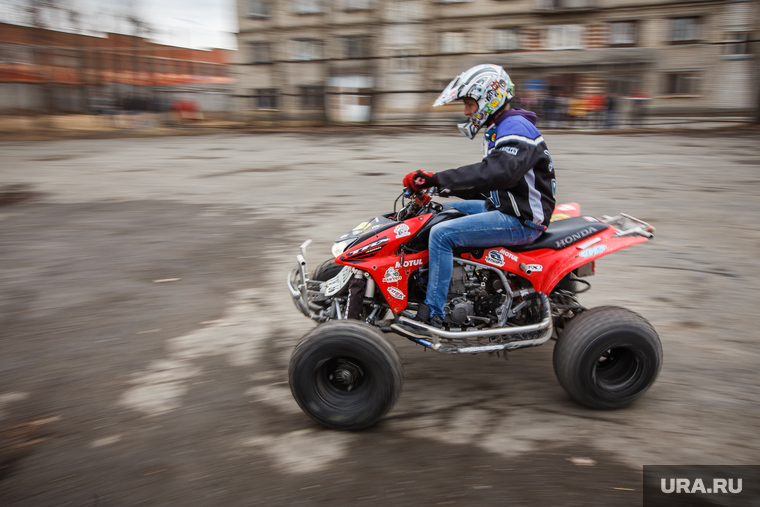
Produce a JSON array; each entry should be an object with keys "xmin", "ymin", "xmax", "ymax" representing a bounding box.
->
[
  {"xmin": 394, "ymin": 224, "xmax": 411, "ymax": 239},
  {"xmin": 579, "ymin": 245, "xmax": 607, "ymax": 258},
  {"xmin": 525, "ymin": 264, "xmax": 543, "ymax": 272},
  {"xmin": 485, "ymin": 250, "xmax": 505, "ymax": 267},
  {"xmin": 387, "ymin": 287, "xmax": 406, "ymax": 300},
  {"xmin": 383, "ymin": 267, "xmax": 402, "ymax": 283}
]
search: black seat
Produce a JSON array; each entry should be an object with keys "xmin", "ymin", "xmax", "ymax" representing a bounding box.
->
[{"xmin": 509, "ymin": 216, "xmax": 609, "ymax": 252}]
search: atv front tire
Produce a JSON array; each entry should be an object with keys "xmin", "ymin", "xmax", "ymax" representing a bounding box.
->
[
  {"xmin": 289, "ymin": 320, "xmax": 403, "ymax": 430},
  {"xmin": 553, "ymin": 306, "xmax": 662, "ymax": 410}
]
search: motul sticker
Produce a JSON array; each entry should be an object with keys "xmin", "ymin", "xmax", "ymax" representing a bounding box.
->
[
  {"xmin": 383, "ymin": 267, "xmax": 402, "ymax": 283},
  {"xmin": 498, "ymin": 248, "xmax": 519, "ymax": 262},
  {"xmin": 387, "ymin": 287, "xmax": 406, "ymax": 300},
  {"xmin": 579, "ymin": 245, "xmax": 607, "ymax": 258},
  {"xmin": 395, "ymin": 259, "xmax": 424, "ymax": 269},
  {"xmin": 394, "ymin": 224, "xmax": 410, "ymax": 239}
]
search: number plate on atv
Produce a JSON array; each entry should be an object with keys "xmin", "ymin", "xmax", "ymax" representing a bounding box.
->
[{"xmin": 321, "ymin": 266, "xmax": 355, "ymax": 297}]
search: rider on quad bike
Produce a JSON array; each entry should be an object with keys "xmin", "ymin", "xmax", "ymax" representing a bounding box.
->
[
  {"xmin": 286, "ymin": 67, "xmax": 661, "ymax": 432},
  {"xmin": 394, "ymin": 64, "xmax": 557, "ymax": 336}
]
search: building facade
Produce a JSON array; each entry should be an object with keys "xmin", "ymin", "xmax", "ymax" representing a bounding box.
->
[
  {"xmin": 0, "ymin": 22, "xmax": 235, "ymax": 113},
  {"xmin": 235, "ymin": 0, "xmax": 758, "ymax": 124}
]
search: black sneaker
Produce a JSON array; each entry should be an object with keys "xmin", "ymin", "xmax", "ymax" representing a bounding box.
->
[
  {"xmin": 428, "ymin": 315, "xmax": 444, "ymax": 329},
  {"xmin": 415, "ymin": 302, "xmax": 432, "ymax": 323}
]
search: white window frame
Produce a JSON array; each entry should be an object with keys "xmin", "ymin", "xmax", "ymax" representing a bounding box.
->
[
  {"xmin": 253, "ymin": 88, "xmax": 280, "ymax": 109},
  {"xmin": 388, "ymin": 0, "xmax": 421, "ymax": 22},
  {"xmin": 545, "ymin": 24, "xmax": 584, "ymax": 50},
  {"xmin": 298, "ymin": 85, "xmax": 325, "ymax": 108},
  {"xmin": 609, "ymin": 21, "xmax": 637, "ymax": 46},
  {"xmin": 670, "ymin": 17, "xmax": 701, "ymax": 44},
  {"xmin": 293, "ymin": 0, "xmax": 325, "ymax": 14},
  {"xmin": 439, "ymin": 31, "xmax": 467, "ymax": 53},
  {"xmin": 723, "ymin": 31, "xmax": 751, "ymax": 57},
  {"xmin": 291, "ymin": 39, "xmax": 323, "ymax": 61},
  {"xmin": 663, "ymin": 72, "xmax": 700, "ymax": 96},
  {"xmin": 338, "ymin": 0, "xmax": 374, "ymax": 11},
  {"xmin": 343, "ymin": 35, "xmax": 372, "ymax": 59},
  {"xmin": 492, "ymin": 27, "xmax": 520, "ymax": 51},
  {"xmin": 247, "ymin": 0, "xmax": 270, "ymax": 17}
]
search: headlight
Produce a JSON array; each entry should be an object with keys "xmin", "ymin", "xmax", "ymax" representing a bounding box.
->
[{"xmin": 332, "ymin": 240, "xmax": 352, "ymax": 258}]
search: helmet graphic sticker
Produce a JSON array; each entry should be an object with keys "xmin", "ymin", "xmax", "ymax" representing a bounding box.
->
[{"xmin": 433, "ymin": 64, "xmax": 515, "ymax": 139}]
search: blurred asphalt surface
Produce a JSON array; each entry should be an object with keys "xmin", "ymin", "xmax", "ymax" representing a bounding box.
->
[{"xmin": 1, "ymin": 130, "xmax": 759, "ymax": 506}]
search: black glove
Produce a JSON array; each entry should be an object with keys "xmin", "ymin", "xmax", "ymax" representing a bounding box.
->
[{"xmin": 403, "ymin": 170, "xmax": 437, "ymax": 191}]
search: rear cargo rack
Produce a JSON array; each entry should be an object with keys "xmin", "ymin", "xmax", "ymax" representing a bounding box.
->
[{"xmin": 601, "ymin": 213, "xmax": 655, "ymax": 239}]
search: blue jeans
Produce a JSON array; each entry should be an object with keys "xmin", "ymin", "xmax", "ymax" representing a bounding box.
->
[{"xmin": 424, "ymin": 200, "xmax": 543, "ymax": 318}]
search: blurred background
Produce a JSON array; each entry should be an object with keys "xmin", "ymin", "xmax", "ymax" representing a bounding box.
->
[
  {"xmin": 2, "ymin": 1, "xmax": 760, "ymax": 505},
  {"xmin": 0, "ymin": 0, "xmax": 758, "ymax": 131}
]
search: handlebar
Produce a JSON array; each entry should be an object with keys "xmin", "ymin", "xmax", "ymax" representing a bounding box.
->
[{"xmin": 396, "ymin": 187, "xmax": 440, "ymax": 222}]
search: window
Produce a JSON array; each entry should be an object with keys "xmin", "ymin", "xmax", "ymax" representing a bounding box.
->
[
  {"xmin": 292, "ymin": 39, "xmax": 323, "ymax": 61},
  {"xmin": 724, "ymin": 32, "xmax": 750, "ymax": 56},
  {"xmin": 293, "ymin": 0, "xmax": 325, "ymax": 14},
  {"xmin": 492, "ymin": 28, "xmax": 520, "ymax": 51},
  {"xmin": 608, "ymin": 73, "xmax": 641, "ymax": 97},
  {"xmin": 440, "ymin": 31, "xmax": 466, "ymax": 53},
  {"xmin": 343, "ymin": 36, "xmax": 372, "ymax": 58},
  {"xmin": 339, "ymin": 0, "xmax": 373, "ymax": 10},
  {"xmin": 609, "ymin": 21, "xmax": 637, "ymax": 46},
  {"xmin": 537, "ymin": 0, "xmax": 596, "ymax": 10},
  {"xmin": 670, "ymin": 17, "xmax": 701, "ymax": 44},
  {"xmin": 299, "ymin": 86, "xmax": 324, "ymax": 108},
  {"xmin": 248, "ymin": 0, "xmax": 270, "ymax": 17},
  {"xmin": 249, "ymin": 41, "xmax": 272, "ymax": 63},
  {"xmin": 0, "ymin": 44, "xmax": 34, "ymax": 65},
  {"xmin": 253, "ymin": 88, "xmax": 279, "ymax": 109},
  {"xmin": 388, "ymin": 0, "xmax": 421, "ymax": 22},
  {"xmin": 664, "ymin": 72, "xmax": 699, "ymax": 95},
  {"xmin": 390, "ymin": 51, "xmax": 419, "ymax": 72},
  {"xmin": 545, "ymin": 24, "xmax": 584, "ymax": 49}
]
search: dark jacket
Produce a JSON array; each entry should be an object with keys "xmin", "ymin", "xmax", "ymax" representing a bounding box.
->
[{"xmin": 435, "ymin": 109, "xmax": 556, "ymax": 228}]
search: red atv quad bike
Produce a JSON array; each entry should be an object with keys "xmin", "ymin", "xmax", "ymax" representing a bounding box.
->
[{"xmin": 287, "ymin": 189, "xmax": 662, "ymax": 430}]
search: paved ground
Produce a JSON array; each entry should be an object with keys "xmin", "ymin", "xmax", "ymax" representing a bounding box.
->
[{"xmin": 1, "ymin": 130, "xmax": 759, "ymax": 506}]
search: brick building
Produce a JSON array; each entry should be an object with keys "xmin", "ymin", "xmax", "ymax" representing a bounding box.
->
[{"xmin": 0, "ymin": 22, "xmax": 235, "ymax": 113}]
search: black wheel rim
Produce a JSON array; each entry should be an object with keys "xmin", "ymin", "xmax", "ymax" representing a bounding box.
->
[
  {"xmin": 314, "ymin": 357, "xmax": 368, "ymax": 406},
  {"xmin": 592, "ymin": 346, "xmax": 643, "ymax": 393}
]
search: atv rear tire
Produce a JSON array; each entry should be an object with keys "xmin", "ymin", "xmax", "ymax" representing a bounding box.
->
[
  {"xmin": 289, "ymin": 320, "xmax": 403, "ymax": 430},
  {"xmin": 553, "ymin": 306, "xmax": 662, "ymax": 410},
  {"xmin": 312, "ymin": 259, "xmax": 343, "ymax": 282}
]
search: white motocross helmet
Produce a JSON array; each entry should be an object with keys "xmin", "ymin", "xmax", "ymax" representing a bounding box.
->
[{"xmin": 433, "ymin": 64, "xmax": 515, "ymax": 139}]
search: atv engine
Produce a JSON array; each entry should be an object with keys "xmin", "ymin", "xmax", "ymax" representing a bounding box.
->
[{"xmin": 444, "ymin": 265, "xmax": 504, "ymax": 325}]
